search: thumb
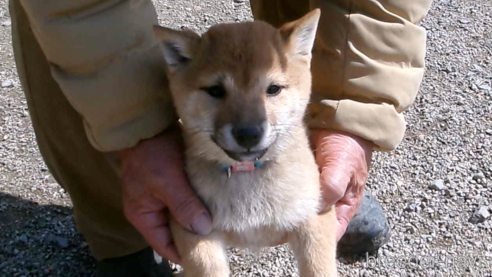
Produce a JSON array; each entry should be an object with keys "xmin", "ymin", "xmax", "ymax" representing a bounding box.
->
[
  {"xmin": 335, "ymin": 202, "xmax": 354, "ymax": 242},
  {"xmin": 334, "ymin": 176, "xmax": 365, "ymax": 241},
  {"xmin": 318, "ymin": 164, "xmax": 351, "ymax": 213}
]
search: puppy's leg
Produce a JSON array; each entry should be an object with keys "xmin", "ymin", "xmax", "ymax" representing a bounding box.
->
[
  {"xmin": 171, "ymin": 220, "xmax": 229, "ymax": 277},
  {"xmin": 289, "ymin": 207, "xmax": 338, "ymax": 277}
]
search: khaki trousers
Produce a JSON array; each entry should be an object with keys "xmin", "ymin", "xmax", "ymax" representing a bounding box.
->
[
  {"xmin": 9, "ymin": 0, "xmax": 431, "ymax": 260},
  {"xmin": 9, "ymin": 0, "xmax": 148, "ymax": 260}
]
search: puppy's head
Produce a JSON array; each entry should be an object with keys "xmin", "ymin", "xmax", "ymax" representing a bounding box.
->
[{"xmin": 154, "ymin": 9, "xmax": 320, "ymax": 163}]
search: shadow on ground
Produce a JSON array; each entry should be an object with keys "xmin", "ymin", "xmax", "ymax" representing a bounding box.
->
[{"xmin": 0, "ymin": 193, "xmax": 96, "ymax": 276}]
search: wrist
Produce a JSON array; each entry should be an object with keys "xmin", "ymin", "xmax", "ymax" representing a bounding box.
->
[{"xmin": 310, "ymin": 128, "xmax": 373, "ymax": 165}]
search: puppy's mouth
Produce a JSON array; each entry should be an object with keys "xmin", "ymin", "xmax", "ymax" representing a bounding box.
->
[{"xmin": 222, "ymin": 148, "xmax": 269, "ymax": 162}]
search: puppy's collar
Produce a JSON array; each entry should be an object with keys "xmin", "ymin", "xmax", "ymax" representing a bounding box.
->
[{"xmin": 220, "ymin": 161, "xmax": 265, "ymax": 178}]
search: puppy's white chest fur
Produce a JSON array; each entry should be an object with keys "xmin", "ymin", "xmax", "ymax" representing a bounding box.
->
[{"xmin": 185, "ymin": 142, "xmax": 321, "ymax": 247}]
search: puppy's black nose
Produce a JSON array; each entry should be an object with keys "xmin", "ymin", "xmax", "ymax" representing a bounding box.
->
[{"xmin": 232, "ymin": 125, "xmax": 264, "ymax": 149}]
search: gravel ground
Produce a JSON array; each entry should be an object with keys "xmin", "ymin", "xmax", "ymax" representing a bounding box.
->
[{"xmin": 1, "ymin": 0, "xmax": 491, "ymax": 276}]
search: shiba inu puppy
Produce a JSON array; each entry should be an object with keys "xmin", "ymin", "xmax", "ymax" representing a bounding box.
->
[{"xmin": 153, "ymin": 8, "xmax": 337, "ymax": 277}]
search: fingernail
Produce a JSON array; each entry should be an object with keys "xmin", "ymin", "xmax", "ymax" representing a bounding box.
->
[{"xmin": 191, "ymin": 213, "xmax": 213, "ymax": 235}]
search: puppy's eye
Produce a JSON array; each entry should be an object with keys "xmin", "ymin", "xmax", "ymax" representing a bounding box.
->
[
  {"xmin": 266, "ymin": 85, "xmax": 282, "ymax": 96},
  {"xmin": 201, "ymin": 85, "xmax": 226, "ymax": 99}
]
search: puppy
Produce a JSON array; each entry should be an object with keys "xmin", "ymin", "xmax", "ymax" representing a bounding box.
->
[{"xmin": 153, "ymin": 9, "xmax": 338, "ymax": 277}]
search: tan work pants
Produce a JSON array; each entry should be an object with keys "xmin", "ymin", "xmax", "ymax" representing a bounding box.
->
[
  {"xmin": 9, "ymin": 0, "xmax": 148, "ymax": 260},
  {"xmin": 9, "ymin": 0, "xmax": 431, "ymax": 260}
]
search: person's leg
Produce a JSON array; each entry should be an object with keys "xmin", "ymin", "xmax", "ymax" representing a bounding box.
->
[
  {"xmin": 9, "ymin": 0, "xmax": 173, "ymax": 274},
  {"xmin": 250, "ymin": 0, "xmax": 391, "ymax": 256}
]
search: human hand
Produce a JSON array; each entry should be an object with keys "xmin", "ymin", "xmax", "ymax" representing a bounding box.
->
[
  {"xmin": 310, "ymin": 129, "xmax": 373, "ymax": 242},
  {"xmin": 117, "ymin": 123, "xmax": 212, "ymax": 264}
]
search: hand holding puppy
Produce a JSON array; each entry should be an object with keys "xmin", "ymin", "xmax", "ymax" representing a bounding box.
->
[
  {"xmin": 310, "ymin": 129, "xmax": 373, "ymax": 241},
  {"xmin": 118, "ymin": 124, "xmax": 212, "ymax": 264}
]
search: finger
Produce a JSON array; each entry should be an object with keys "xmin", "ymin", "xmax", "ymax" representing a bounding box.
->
[
  {"xmin": 335, "ymin": 202, "xmax": 355, "ymax": 242},
  {"xmin": 334, "ymin": 179, "xmax": 365, "ymax": 241},
  {"xmin": 145, "ymin": 131, "xmax": 214, "ymax": 236},
  {"xmin": 125, "ymin": 207, "xmax": 182, "ymax": 264},
  {"xmin": 314, "ymin": 138, "xmax": 353, "ymax": 211},
  {"xmin": 318, "ymin": 166, "xmax": 350, "ymax": 213},
  {"xmin": 156, "ymin": 172, "xmax": 213, "ymax": 236}
]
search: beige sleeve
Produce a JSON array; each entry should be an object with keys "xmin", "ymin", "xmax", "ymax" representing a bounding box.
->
[
  {"xmin": 305, "ymin": 0, "xmax": 433, "ymax": 151},
  {"xmin": 18, "ymin": 0, "xmax": 178, "ymax": 152}
]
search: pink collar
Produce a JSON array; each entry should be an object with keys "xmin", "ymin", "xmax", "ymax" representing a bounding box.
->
[{"xmin": 221, "ymin": 161, "xmax": 265, "ymax": 178}]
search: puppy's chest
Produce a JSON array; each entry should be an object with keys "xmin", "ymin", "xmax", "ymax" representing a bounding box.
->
[{"xmin": 187, "ymin": 162, "xmax": 320, "ymax": 235}]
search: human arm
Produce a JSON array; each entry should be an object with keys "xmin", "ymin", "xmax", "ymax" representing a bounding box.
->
[
  {"xmin": 305, "ymin": 0, "xmax": 433, "ymax": 238},
  {"xmin": 18, "ymin": 0, "xmax": 177, "ymax": 151}
]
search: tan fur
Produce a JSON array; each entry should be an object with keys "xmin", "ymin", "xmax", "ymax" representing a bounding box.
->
[{"xmin": 154, "ymin": 9, "xmax": 338, "ymax": 277}]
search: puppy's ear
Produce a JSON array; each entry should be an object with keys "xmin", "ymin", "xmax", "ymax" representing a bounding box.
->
[
  {"xmin": 153, "ymin": 25, "xmax": 201, "ymax": 73},
  {"xmin": 279, "ymin": 9, "xmax": 321, "ymax": 61}
]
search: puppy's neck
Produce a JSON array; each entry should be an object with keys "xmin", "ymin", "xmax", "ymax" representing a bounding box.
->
[{"xmin": 184, "ymin": 123, "xmax": 311, "ymax": 176}]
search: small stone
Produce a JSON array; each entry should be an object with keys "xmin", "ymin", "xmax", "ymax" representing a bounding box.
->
[
  {"xmin": 472, "ymin": 172, "xmax": 485, "ymax": 180},
  {"xmin": 233, "ymin": 0, "xmax": 245, "ymax": 2},
  {"xmin": 469, "ymin": 207, "xmax": 491, "ymax": 224},
  {"xmin": 472, "ymin": 64, "xmax": 483, "ymax": 72},
  {"xmin": 430, "ymin": 180, "xmax": 445, "ymax": 191},
  {"xmin": 479, "ymin": 84, "xmax": 491, "ymax": 91},
  {"xmin": 425, "ymin": 208, "xmax": 435, "ymax": 213},
  {"xmin": 19, "ymin": 234, "xmax": 28, "ymax": 244},
  {"xmin": 55, "ymin": 237, "xmax": 68, "ymax": 248},
  {"xmin": 405, "ymin": 203, "xmax": 417, "ymax": 212},
  {"xmin": 459, "ymin": 18, "xmax": 471, "ymax": 24},
  {"xmin": 485, "ymin": 129, "xmax": 492, "ymax": 135},
  {"xmin": 1, "ymin": 79, "xmax": 13, "ymax": 88},
  {"xmin": 45, "ymin": 234, "xmax": 55, "ymax": 243},
  {"xmin": 237, "ymin": 249, "xmax": 247, "ymax": 257},
  {"xmin": 1, "ymin": 20, "xmax": 11, "ymax": 26}
]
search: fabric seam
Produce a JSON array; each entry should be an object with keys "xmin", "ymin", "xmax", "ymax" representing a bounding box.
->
[{"xmin": 340, "ymin": 0, "xmax": 354, "ymax": 102}]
